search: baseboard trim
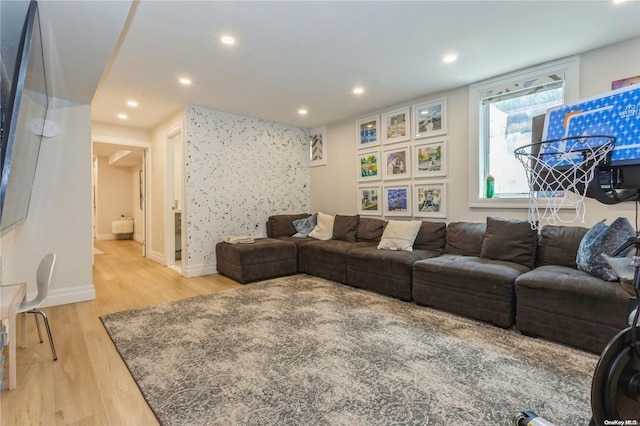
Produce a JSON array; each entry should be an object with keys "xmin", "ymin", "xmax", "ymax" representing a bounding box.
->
[
  {"xmin": 96, "ymin": 233, "xmax": 116, "ymax": 241},
  {"xmin": 149, "ymin": 250, "xmax": 165, "ymax": 265},
  {"xmin": 182, "ymin": 262, "xmax": 217, "ymax": 278},
  {"xmin": 38, "ymin": 283, "xmax": 96, "ymax": 308}
]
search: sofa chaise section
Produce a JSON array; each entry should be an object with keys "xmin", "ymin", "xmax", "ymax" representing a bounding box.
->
[{"xmin": 216, "ymin": 238, "xmax": 297, "ymax": 284}]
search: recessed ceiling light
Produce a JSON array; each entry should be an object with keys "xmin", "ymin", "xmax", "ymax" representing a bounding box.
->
[
  {"xmin": 179, "ymin": 77, "xmax": 192, "ymax": 85},
  {"xmin": 127, "ymin": 100, "xmax": 138, "ymax": 107},
  {"xmin": 613, "ymin": 0, "xmax": 628, "ymax": 4},
  {"xmin": 221, "ymin": 35, "xmax": 236, "ymax": 45},
  {"xmin": 443, "ymin": 53, "xmax": 458, "ymax": 64},
  {"xmin": 298, "ymin": 109, "xmax": 308, "ymax": 115},
  {"xmin": 353, "ymin": 87, "xmax": 364, "ymax": 95},
  {"xmin": 117, "ymin": 113, "xmax": 128, "ymax": 120}
]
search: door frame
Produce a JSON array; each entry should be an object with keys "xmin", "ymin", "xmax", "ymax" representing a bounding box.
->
[
  {"xmin": 164, "ymin": 121, "xmax": 186, "ymax": 274},
  {"xmin": 91, "ymin": 134, "xmax": 151, "ymax": 258}
]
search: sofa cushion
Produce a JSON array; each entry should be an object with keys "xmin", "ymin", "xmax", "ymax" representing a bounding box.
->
[
  {"xmin": 292, "ymin": 213, "xmax": 317, "ymax": 238},
  {"xmin": 347, "ymin": 246, "xmax": 441, "ymax": 301},
  {"xmin": 356, "ymin": 217, "xmax": 386, "ymax": 243},
  {"xmin": 535, "ymin": 225, "xmax": 588, "ymax": 268},
  {"xmin": 377, "ymin": 220, "xmax": 422, "ymax": 252},
  {"xmin": 267, "ymin": 213, "xmax": 311, "ymax": 238},
  {"xmin": 515, "ymin": 265, "xmax": 633, "ymax": 353},
  {"xmin": 333, "ymin": 214, "xmax": 360, "ymax": 242},
  {"xmin": 445, "ymin": 222, "xmax": 486, "ymax": 256},
  {"xmin": 309, "ymin": 212, "xmax": 335, "ymax": 240},
  {"xmin": 413, "ymin": 221, "xmax": 446, "ymax": 251},
  {"xmin": 480, "ymin": 216, "xmax": 537, "ymax": 269},
  {"xmin": 576, "ymin": 217, "xmax": 636, "ymax": 281}
]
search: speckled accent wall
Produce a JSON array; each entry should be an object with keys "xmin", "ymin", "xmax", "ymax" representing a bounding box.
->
[{"xmin": 185, "ymin": 106, "xmax": 310, "ymax": 275}]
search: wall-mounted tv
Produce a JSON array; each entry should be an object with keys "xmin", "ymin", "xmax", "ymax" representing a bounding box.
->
[{"xmin": 0, "ymin": 0, "xmax": 48, "ymax": 230}]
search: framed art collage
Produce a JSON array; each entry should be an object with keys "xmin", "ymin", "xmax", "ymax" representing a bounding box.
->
[{"xmin": 356, "ymin": 98, "xmax": 448, "ymax": 218}]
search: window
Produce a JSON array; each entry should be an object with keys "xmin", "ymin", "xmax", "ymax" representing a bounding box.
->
[{"xmin": 469, "ymin": 57, "xmax": 579, "ymax": 207}]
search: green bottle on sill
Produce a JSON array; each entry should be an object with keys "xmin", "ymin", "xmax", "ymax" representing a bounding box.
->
[{"xmin": 486, "ymin": 175, "xmax": 495, "ymax": 199}]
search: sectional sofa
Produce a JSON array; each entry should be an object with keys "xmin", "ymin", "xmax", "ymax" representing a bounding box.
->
[{"xmin": 216, "ymin": 213, "xmax": 635, "ymax": 354}]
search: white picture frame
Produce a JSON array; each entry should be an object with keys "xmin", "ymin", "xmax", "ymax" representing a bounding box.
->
[
  {"xmin": 356, "ymin": 115, "xmax": 380, "ymax": 149},
  {"xmin": 357, "ymin": 149, "xmax": 381, "ymax": 182},
  {"xmin": 413, "ymin": 182, "xmax": 447, "ymax": 218},
  {"xmin": 383, "ymin": 184, "xmax": 412, "ymax": 217},
  {"xmin": 357, "ymin": 185, "xmax": 382, "ymax": 215},
  {"xmin": 382, "ymin": 145, "xmax": 411, "ymax": 181},
  {"xmin": 381, "ymin": 107, "xmax": 410, "ymax": 144},
  {"xmin": 413, "ymin": 98, "xmax": 447, "ymax": 139},
  {"xmin": 309, "ymin": 126, "xmax": 327, "ymax": 167},
  {"xmin": 413, "ymin": 139, "xmax": 447, "ymax": 178}
]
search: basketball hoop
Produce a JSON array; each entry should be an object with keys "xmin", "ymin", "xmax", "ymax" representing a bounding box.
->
[{"xmin": 514, "ymin": 135, "xmax": 615, "ymax": 230}]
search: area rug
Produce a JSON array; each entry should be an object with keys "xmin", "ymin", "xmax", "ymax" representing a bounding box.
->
[{"xmin": 101, "ymin": 274, "xmax": 597, "ymax": 425}]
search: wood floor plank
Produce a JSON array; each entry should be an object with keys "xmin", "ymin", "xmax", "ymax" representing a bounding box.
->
[{"xmin": 1, "ymin": 239, "xmax": 241, "ymax": 425}]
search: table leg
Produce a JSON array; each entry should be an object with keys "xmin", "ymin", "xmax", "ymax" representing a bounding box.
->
[
  {"xmin": 20, "ymin": 312, "xmax": 27, "ymax": 348},
  {"xmin": 8, "ymin": 306, "xmax": 16, "ymax": 390}
]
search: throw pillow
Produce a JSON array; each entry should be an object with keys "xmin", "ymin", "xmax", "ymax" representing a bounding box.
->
[
  {"xmin": 445, "ymin": 222, "xmax": 486, "ymax": 256},
  {"xmin": 480, "ymin": 216, "xmax": 538, "ymax": 269},
  {"xmin": 292, "ymin": 213, "xmax": 317, "ymax": 238},
  {"xmin": 377, "ymin": 220, "xmax": 422, "ymax": 252},
  {"xmin": 576, "ymin": 217, "xmax": 636, "ymax": 281},
  {"xmin": 356, "ymin": 218, "xmax": 386, "ymax": 243},
  {"xmin": 535, "ymin": 225, "xmax": 589, "ymax": 268},
  {"xmin": 333, "ymin": 215, "xmax": 360, "ymax": 242},
  {"xmin": 309, "ymin": 212, "xmax": 335, "ymax": 240},
  {"xmin": 413, "ymin": 221, "xmax": 447, "ymax": 251},
  {"xmin": 267, "ymin": 213, "xmax": 311, "ymax": 237}
]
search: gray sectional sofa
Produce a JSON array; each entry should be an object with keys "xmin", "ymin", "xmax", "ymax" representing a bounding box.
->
[{"xmin": 216, "ymin": 213, "xmax": 635, "ymax": 354}]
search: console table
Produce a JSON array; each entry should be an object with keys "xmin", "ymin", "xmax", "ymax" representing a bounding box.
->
[{"xmin": 1, "ymin": 283, "xmax": 26, "ymax": 390}]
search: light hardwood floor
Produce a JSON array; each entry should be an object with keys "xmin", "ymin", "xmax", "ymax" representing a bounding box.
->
[{"xmin": 1, "ymin": 239, "xmax": 241, "ymax": 425}]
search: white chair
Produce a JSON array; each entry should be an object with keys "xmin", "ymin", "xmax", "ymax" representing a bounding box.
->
[{"xmin": 17, "ymin": 253, "xmax": 57, "ymax": 361}]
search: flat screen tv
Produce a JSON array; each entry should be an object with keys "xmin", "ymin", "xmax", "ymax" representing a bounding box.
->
[{"xmin": 0, "ymin": 0, "xmax": 48, "ymax": 230}]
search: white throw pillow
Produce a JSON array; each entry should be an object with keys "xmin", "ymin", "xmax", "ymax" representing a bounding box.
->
[
  {"xmin": 309, "ymin": 212, "xmax": 335, "ymax": 240},
  {"xmin": 377, "ymin": 220, "xmax": 422, "ymax": 252}
]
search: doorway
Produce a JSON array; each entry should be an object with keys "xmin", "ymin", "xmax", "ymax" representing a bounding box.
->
[{"xmin": 92, "ymin": 137, "xmax": 150, "ymax": 259}]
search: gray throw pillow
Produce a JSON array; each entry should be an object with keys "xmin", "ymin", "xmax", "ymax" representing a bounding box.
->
[
  {"xmin": 292, "ymin": 213, "xmax": 317, "ymax": 238},
  {"xmin": 480, "ymin": 217, "xmax": 538, "ymax": 269},
  {"xmin": 576, "ymin": 217, "xmax": 636, "ymax": 281}
]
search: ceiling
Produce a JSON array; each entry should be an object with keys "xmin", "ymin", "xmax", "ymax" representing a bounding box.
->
[
  {"xmin": 93, "ymin": 143, "xmax": 144, "ymax": 168},
  {"xmin": 40, "ymin": 1, "xmax": 640, "ymax": 130}
]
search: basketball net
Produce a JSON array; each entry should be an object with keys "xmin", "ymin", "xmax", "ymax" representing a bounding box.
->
[{"xmin": 514, "ymin": 136, "xmax": 615, "ymax": 230}]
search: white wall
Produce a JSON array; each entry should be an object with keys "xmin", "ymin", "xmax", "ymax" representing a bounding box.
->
[
  {"xmin": 94, "ymin": 156, "xmax": 134, "ymax": 239},
  {"xmin": 4, "ymin": 99, "xmax": 95, "ymax": 305},
  {"xmin": 312, "ymin": 37, "xmax": 640, "ymax": 229},
  {"xmin": 185, "ymin": 106, "xmax": 310, "ymax": 277}
]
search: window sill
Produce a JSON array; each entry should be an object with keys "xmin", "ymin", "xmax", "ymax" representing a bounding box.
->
[{"xmin": 469, "ymin": 197, "xmax": 531, "ymax": 209}]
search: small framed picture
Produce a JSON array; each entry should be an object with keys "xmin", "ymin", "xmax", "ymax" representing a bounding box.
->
[
  {"xmin": 382, "ymin": 145, "xmax": 410, "ymax": 181},
  {"xmin": 356, "ymin": 115, "xmax": 380, "ymax": 149},
  {"xmin": 383, "ymin": 184, "xmax": 412, "ymax": 216},
  {"xmin": 413, "ymin": 98, "xmax": 446, "ymax": 139},
  {"xmin": 357, "ymin": 185, "xmax": 382, "ymax": 215},
  {"xmin": 413, "ymin": 182, "xmax": 447, "ymax": 218},
  {"xmin": 357, "ymin": 149, "xmax": 381, "ymax": 182},
  {"xmin": 309, "ymin": 126, "xmax": 327, "ymax": 167},
  {"xmin": 413, "ymin": 140, "xmax": 447, "ymax": 178},
  {"xmin": 381, "ymin": 107, "xmax": 410, "ymax": 144}
]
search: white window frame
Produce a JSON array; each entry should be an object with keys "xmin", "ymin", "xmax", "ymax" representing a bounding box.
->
[{"xmin": 468, "ymin": 56, "xmax": 580, "ymax": 208}]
